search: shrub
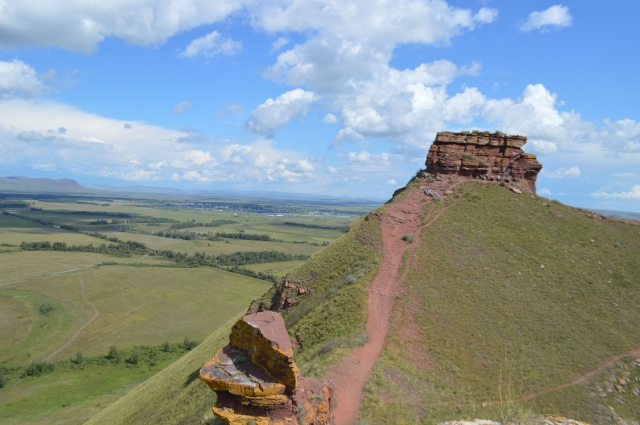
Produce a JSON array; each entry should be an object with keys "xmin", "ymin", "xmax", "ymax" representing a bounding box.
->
[
  {"xmin": 22, "ymin": 362, "xmax": 55, "ymax": 377},
  {"xmin": 161, "ymin": 341, "xmax": 170, "ymax": 352},
  {"xmin": 38, "ymin": 303, "xmax": 55, "ymax": 315},
  {"xmin": 402, "ymin": 234, "xmax": 414, "ymax": 243},
  {"xmin": 75, "ymin": 351, "xmax": 84, "ymax": 365},
  {"xmin": 127, "ymin": 347, "xmax": 141, "ymax": 365},
  {"xmin": 107, "ymin": 346, "xmax": 122, "ymax": 363},
  {"xmin": 0, "ymin": 369, "xmax": 5, "ymax": 388},
  {"xmin": 183, "ymin": 337, "xmax": 198, "ymax": 351}
]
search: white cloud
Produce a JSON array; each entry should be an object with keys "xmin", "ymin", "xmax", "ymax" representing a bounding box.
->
[
  {"xmin": 32, "ymin": 163, "xmax": 56, "ymax": 171},
  {"xmin": 0, "ymin": 60, "xmax": 45, "ymax": 99},
  {"xmin": 537, "ymin": 188, "xmax": 551, "ymax": 196},
  {"xmin": 386, "ymin": 179, "xmax": 396, "ymax": 185},
  {"xmin": 124, "ymin": 123, "xmax": 132, "ymax": 129},
  {"xmin": 0, "ymin": 0, "xmax": 249, "ymax": 53},
  {"xmin": 520, "ymin": 5, "xmax": 572, "ymax": 33},
  {"xmin": 613, "ymin": 173, "xmax": 639, "ymax": 178},
  {"xmin": 271, "ymin": 36, "xmax": 289, "ymax": 51},
  {"xmin": 322, "ymin": 113, "xmax": 338, "ymax": 124},
  {"xmin": 180, "ymin": 30, "xmax": 241, "ymax": 58},
  {"xmin": 347, "ymin": 151, "xmax": 399, "ymax": 166},
  {"xmin": 171, "ymin": 101, "xmax": 193, "ymax": 114},
  {"xmin": 214, "ymin": 103, "xmax": 244, "ymax": 118},
  {"xmin": 591, "ymin": 185, "xmax": 640, "ymax": 200},
  {"xmin": 327, "ymin": 166, "xmax": 338, "ymax": 174},
  {"xmin": 246, "ymin": 89, "xmax": 316, "ymax": 136},
  {"xmin": 544, "ymin": 166, "xmax": 581, "ymax": 178}
]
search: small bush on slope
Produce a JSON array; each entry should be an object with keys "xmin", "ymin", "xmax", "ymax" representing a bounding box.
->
[{"xmin": 358, "ymin": 182, "xmax": 640, "ymax": 424}]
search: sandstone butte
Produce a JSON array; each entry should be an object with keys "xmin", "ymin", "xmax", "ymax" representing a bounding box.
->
[
  {"xmin": 426, "ymin": 131, "xmax": 543, "ymax": 194},
  {"xmin": 199, "ymin": 311, "xmax": 334, "ymax": 425}
]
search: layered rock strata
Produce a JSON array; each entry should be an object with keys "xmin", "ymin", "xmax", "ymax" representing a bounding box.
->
[
  {"xmin": 200, "ymin": 311, "xmax": 334, "ymax": 425},
  {"xmin": 425, "ymin": 132, "xmax": 542, "ymax": 193}
]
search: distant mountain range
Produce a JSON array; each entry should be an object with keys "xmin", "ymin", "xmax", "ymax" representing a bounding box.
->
[
  {"xmin": 0, "ymin": 176, "xmax": 384, "ymax": 206},
  {"xmin": 0, "ymin": 176, "xmax": 87, "ymax": 193}
]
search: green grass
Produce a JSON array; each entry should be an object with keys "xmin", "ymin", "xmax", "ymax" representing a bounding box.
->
[
  {"xmin": 85, "ymin": 316, "xmax": 242, "ymax": 425},
  {"xmin": 1, "ymin": 265, "xmax": 270, "ymax": 364},
  {"xmin": 0, "ymin": 343, "xmax": 194, "ymax": 424},
  {"xmin": 357, "ymin": 182, "xmax": 640, "ymax": 424},
  {"xmin": 242, "ymin": 260, "xmax": 307, "ymax": 277}
]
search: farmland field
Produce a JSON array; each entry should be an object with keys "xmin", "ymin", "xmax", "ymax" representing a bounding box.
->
[{"xmin": 0, "ymin": 192, "xmax": 375, "ymax": 424}]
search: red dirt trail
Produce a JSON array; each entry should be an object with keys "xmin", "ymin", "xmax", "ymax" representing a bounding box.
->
[{"xmin": 326, "ymin": 177, "xmax": 464, "ymax": 425}]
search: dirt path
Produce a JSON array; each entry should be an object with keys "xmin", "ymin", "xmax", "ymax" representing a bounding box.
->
[
  {"xmin": 326, "ymin": 178, "xmax": 465, "ymax": 425},
  {"xmin": 41, "ymin": 279, "xmax": 99, "ymax": 362}
]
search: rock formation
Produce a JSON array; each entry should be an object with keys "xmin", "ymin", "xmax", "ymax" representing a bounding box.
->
[
  {"xmin": 425, "ymin": 132, "xmax": 542, "ymax": 193},
  {"xmin": 199, "ymin": 311, "xmax": 334, "ymax": 425}
]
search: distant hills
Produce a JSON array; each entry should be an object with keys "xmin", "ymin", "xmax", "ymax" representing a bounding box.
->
[
  {"xmin": 0, "ymin": 176, "xmax": 87, "ymax": 193},
  {"xmin": 0, "ymin": 176, "xmax": 383, "ymax": 206}
]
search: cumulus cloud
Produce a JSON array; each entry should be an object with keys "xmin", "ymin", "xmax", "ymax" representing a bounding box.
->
[
  {"xmin": 0, "ymin": 99, "xmax": 322, "ymax": 186},
  {"xmin": 124, "ymin": 123, "xmax": 132, "ymax": 129},
  {"xmin": 0, "ymin": 0, "xmax": 249, "ymax": 52},
  {"xmin": 171, "ymin": 101, "xmax": 193, "ymax": 114},
  {"xmin": 537, "ymin": 188, "xmax": 552, "ymax": 196},
  {"xmin": 520, "ymin": 5, "xmax": 572, "ymax": 33},
  {"xmin": 0, "ymin": 60, "xmax": 46, "ymax": 99},
  {"xmin": 327, "ymin": 166, "xmax": 338, "ymax": 174},
  {"xmin": 591, "ymin": 185, "xmax": 640, "ymax": 200},
  {"xmin": 180, "ymin": 30, "xmax": 242, "ymax": 58},
  {"xmin": 322, "ymin": 113, "xmax": 338, "ymax": 124},
  {"xmin": 246, "ymin": 89, "xmax": 316, "ymax": 136},
  {"xmin": 544, "ymin": 166, "xmax": 581, "ymax": 178},
  {"xmin": 386, "ymin": 179, "xmax": 396, "ymax": 185}
]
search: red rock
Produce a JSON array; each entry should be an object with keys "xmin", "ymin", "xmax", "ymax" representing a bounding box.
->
[
  {"xmin": 200, "ymin": 312, "xmax": 334, "ymax": 425},
  {"xmin": 426, "ymin": 132, "xmax": 542, "ymax": 194}
]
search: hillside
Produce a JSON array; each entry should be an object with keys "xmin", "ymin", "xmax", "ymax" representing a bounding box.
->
[
  {"xmin": 83, "ymin": 139, "xmax": 640, "ymax": 424},
  {"xmin": 0, "ymin": 176, "xmax": 87, "ymax": 193}
]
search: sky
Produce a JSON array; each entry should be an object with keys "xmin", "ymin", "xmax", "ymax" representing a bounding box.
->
[{"xmin": 0, "ymin": 0, "xmax": 639, "ymax": 211}]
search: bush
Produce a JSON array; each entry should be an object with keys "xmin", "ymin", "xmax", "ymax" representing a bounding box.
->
[
  {"xmin": 75, "ymin": 351, "xmax": 84, "ymax": 365},
  {"xmin": 183, "ymin": 337, "xmax": 198, "ymax": 351},
  {"xmin": 38, "ymin": 303, "xmax": 55, "ymax": 315},
  {"xmin": 161, "ymin": 341, "xmax": 170, "ymax": 352},
  {"xmin": 127, "ymin": 347, "xmax": 141, "ymax": 365},
  {"xmin": 0, "ymin": 369, "xmax": 5, "ymax": 388},
  {"xmin": 22, "ymin": 362, "xmax": 55, "ymax": 377},
  {"xmin": 402, "ymin": 234, "xmax": 414, "ymax": 243},
  {"xmin": 107, "ymin": 346, "xmax": 122, "ymax": 363}
]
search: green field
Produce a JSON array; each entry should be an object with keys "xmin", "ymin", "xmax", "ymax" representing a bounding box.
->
[{"xmin": 0, "ymin": 193, "xmax": 366, "ymax": 424}]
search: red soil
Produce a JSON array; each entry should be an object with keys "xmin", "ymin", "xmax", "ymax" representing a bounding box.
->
[{"xmin": 326, "ymin": 177, "xmax": 465, "ymax": 425}]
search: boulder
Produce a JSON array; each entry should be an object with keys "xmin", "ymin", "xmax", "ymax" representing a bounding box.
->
[{"xmin": 200, "ymin": 312, "xmax": 334, "ymax": 425}]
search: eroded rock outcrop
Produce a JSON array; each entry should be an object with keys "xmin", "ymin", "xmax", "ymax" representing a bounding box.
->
[
  {"xmin": 425, "ymin": 132, "xmax": 542, "ymax": 193},
  {"xmin": 200, "ymin": 311, "xmax": 334, "ymax": 425}
]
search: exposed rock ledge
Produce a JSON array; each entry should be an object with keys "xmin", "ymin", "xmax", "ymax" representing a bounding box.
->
[
  {"xmin": 199, "ymin": 311, "xmax": 334, "ymax": 425},
  {"xmin": 426, "ymin": 131, "xmax": 542, "ymax": 194}
]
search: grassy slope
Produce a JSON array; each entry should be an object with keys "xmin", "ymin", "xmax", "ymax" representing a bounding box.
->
[
  {"xmin": 83, "ymin": 211, "xmax": 384, "ymax": 425},
  {"xmin": 358, "ymin": 182, "xmax": 640, "ymax": 424},
  {"xmin": 84, "ymin": 314, "xmax": 238, "ymax": 425},
  {"xmin": 79, "ymin": 180, "xmax": 640, "ymax": 425}
]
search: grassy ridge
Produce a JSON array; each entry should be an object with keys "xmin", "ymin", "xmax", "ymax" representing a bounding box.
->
[{"xmin": 358, "ymin": 182, "xmax": 640, "ymax": 424}]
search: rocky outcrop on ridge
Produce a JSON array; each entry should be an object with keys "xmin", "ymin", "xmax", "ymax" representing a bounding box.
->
[
  {"xmin": 199, "ymin": 311, "xmax": 334, "ymax": 425},
  {"xmin": 425, "ymin": 131, "xmax": 542, "ymax": 193}
]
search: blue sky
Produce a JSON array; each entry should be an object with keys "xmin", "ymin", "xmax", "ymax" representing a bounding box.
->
[{"xmin": 1, "ymin": 1, "xmax": 639, "ymax": 211}]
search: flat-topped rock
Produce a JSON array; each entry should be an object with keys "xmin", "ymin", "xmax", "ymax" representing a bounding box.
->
[
  {"xmin": 230, "ymin": 311, "xmax": 299, "ymax": 391},
  {"xmin": 426, "ymin": 131, "xmax": 542, "ymax": 193}
]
